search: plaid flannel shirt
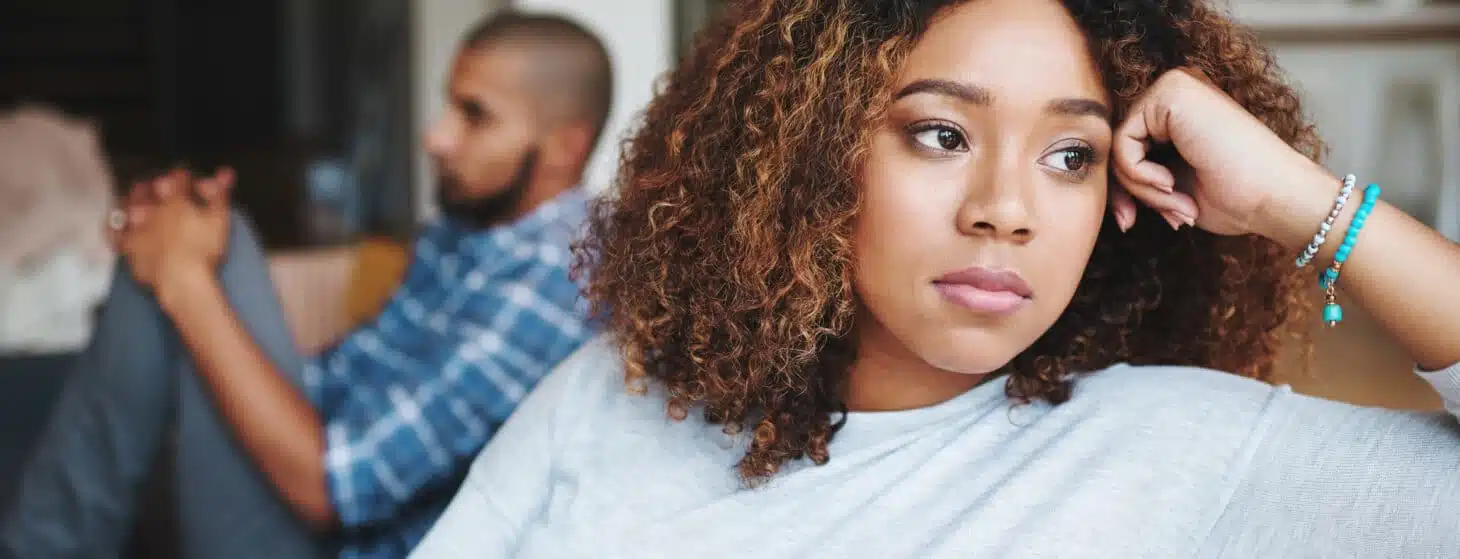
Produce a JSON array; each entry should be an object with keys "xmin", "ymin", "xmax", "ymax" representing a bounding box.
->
[{"xmin": 301, "ymin": 189, "xmax": 593, "ymax": 558}]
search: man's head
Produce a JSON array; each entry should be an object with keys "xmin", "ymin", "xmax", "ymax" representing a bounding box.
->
[{"xmin": 425, "ymin": 11, "xmax": 612, "ymax": 228}]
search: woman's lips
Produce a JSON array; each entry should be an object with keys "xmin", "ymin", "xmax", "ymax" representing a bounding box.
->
[
  {"xmin": 933, "ymin": 282, "xmax": 1031, "ymax": 315},
  {"xmin": 932, "ymin": 266, "xmax": 1033, "ymax": 315}
]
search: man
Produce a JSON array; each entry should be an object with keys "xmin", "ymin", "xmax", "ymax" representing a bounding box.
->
[{"xmin": 1, "ymin": 11, "xmax": 613, "ymax": 558}]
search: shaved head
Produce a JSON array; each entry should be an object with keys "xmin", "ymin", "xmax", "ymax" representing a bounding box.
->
[
  {"xmin": 462, "ymin": 12, "xmax": 614, "ymax": 150},
  {"xmin": 425, "ymin": 11, "xmax": 612, "ymax": 228}
]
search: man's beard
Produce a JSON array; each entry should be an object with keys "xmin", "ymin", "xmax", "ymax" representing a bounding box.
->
[{"xmin": 436, "ymin": 147, "xmax": 538, "ymax": 229}]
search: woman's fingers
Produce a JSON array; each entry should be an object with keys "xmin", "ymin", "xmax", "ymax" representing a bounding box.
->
[
  {"xmin": 1132, "ymin": 181, "xmax": 1198, "ymax": 229},
  {"xmin": 1109, "ymin": 187, "xmax": 1138, "ymax": 232},
  {"xmin": 1113, "ymin": 92, "xmax": 1180, "ymax": 193},
  {"xmin": 1112, "ymin": 158, "xmax": 1198, "ymax": 231},
  {"xmin": 1111, "ymin": 99, "xmax": 1200, "ymax": 231},
  {"xmin": 1115, "ymin": 142, "xmax": 1176, "ymax": 193}
]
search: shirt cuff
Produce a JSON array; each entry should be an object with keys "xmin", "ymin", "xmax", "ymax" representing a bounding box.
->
[{"xmin": 1415, "ymin": 359, "xmax": 1460, "ymax": 417}]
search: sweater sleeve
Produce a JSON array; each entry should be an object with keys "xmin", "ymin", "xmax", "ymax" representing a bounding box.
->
[
  {"xmin": 1418, "ymin": 363, "xmax": 1460, "ymax": 418},
  {"xmin": 1201, "ymin": 360, "xmax": 1460, "ymax": 557}
]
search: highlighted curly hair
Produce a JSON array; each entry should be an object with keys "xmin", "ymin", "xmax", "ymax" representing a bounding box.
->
[{"xmin": 575, "ymin": 0, "xmax": 1320, "ymax": 483}]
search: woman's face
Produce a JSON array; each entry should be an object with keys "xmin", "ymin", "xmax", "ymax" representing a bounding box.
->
[{"xmin": 853, "ymin": 0, "xmax": 1111, "ymax": 376}]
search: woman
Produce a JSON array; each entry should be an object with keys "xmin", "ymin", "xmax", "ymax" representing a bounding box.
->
[{"xmin": 414, "ymin": 0, "xmax": 1460, "ymax": 556}]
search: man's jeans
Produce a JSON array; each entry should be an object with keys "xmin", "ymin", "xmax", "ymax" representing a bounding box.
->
[{"xmin": 1, "ymin": 213, "xmax": 322, "ymax": 558}]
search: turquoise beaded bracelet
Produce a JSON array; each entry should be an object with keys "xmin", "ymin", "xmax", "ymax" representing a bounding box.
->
[{"xmin": 1320, "ymin": 183, "xmax": 1381, "ymax": 327}]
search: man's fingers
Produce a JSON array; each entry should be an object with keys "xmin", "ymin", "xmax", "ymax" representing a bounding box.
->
[
  {"xmin": 154, "ymin": 167, "xmax": 194, "ymax": 200},
  {"xmin": 197, "ymin": 166, "xmax": 236, "ymax": 205},
  {"xmin": 113, "ymin": 165, "xmax": 233, "ymax": 250},
  {"xmin": 125, "ymin": 180, "xmax": 148, "ymax": 206},
  {"xmin": 133, "ymin": 165, "xmax": 228, "ymax": 207},
  {"xmin": 215, "ymin": 166, "xmax": 236, "ymax": 189},
  {"xmin": 128, "ymin": 205, "xmax": 151, "ymax": 226}
]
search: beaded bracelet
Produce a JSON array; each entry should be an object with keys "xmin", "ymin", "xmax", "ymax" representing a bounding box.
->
[
  {"xmin": 1319, "ymin": 183, "xmax": 1381, "ymax": 327},
  {"xmin": 1296, "ymin": 174, "xmax": 1356, "ymax": 268}
]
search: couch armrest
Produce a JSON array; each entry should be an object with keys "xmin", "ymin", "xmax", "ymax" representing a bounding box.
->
[{"xmin": 268, "ymin": 247, "xmax": 358, "ymax": 354}]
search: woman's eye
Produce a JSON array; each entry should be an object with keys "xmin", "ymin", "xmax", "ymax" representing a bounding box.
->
[
  {"xmin": 911, "ymin": 125, "xmax": 968, "ymax": 153},
  {"xmin": 1040, "ymin": 146, "xmax": 1095, "ymax": 173}
]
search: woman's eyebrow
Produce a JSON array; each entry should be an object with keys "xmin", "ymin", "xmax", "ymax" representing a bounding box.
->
[
  {"xmin": 895, "ymin": 79, "xmax": 1110, "ymax": 123},
  {"xmin": 894, "ymin": 79, "xmax": 993, "ymax": 105},
  {"xmin": 1046, "ymin": 98, "xmax": 1110, "ymax": 122}
]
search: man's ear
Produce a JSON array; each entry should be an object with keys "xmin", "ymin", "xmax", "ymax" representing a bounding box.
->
[{"xmin": 542, "ymin": 120, "xmax": 596, "ymax": 171}]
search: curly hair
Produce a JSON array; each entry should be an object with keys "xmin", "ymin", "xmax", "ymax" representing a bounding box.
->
[{"xmin": 575, "ymin": 0, "xmax": 1321, "ymax": 483}]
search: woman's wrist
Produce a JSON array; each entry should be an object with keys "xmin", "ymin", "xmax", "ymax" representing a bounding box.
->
[{"xmin": 1250, "ymin": 160, "xmax": 1347, "ymax": 255}]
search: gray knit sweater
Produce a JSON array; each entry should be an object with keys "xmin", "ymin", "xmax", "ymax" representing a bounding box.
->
[{"xmin": 414, "ymin": 337, "xmax": 1460, "ymax": 558}]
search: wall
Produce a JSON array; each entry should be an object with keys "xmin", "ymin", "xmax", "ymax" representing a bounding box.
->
[
  {"xmin": 511, "ymin": 0, "xmax": 675, "ymax": 194},
  {"xmin": 1230, "ymin": 1, "xmax": 1460, "ymax": 243}
]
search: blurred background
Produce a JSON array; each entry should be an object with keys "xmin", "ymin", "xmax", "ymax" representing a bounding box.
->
[{"xmin": 0, "ymin": 0, "xmax": 1457, "ymax": 523}]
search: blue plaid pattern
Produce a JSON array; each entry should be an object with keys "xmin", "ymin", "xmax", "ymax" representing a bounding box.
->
[{"xmin": 301, "ymin": 189, "xmax": 593, "ymax": 558}]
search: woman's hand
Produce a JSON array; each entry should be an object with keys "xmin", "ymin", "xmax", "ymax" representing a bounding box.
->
[
  {"xmin": 119, "ymin": 168, "xmax": 234, "ymax": 296},
  {"xmin": 1109, "ymin": 68, "xmax": 1334, "ymax": 247},
  {"xmin": 1115, "ymin": 70, "xmax": 1460, "ymax": 372}
]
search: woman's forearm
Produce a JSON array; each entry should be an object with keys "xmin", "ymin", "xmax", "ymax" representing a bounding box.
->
[{"xmin": 1257, "ymin": 163, "xmax": 1460, "ymax": 371}]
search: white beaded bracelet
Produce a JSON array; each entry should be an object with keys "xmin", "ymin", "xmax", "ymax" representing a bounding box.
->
[{"xmin": 1295, "ymin": 173, "xmax": 1356, "ymax": 268}]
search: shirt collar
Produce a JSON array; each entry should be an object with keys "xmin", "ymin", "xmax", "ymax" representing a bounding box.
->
[{"xmin": 433, "ymin": 187, "xmax": 590, "ymax": 254}]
